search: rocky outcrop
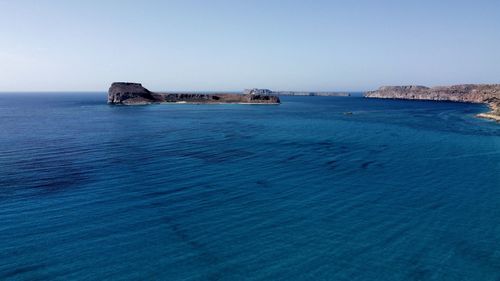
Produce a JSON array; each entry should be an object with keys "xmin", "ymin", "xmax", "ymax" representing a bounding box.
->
[
  {"xmin": 107, "ymin": 82, "xmax": 157, "ymax": 104},
  {"xmin": 108, "ymin": 82, "xmax": 280, "ymax": 105},
  {"xmin": 243, "ymin": 88, "xmax": 273, "ymax": 95},
  {"xmin": 365, "ymin": 84, "xmax": 500, "ymax": 122}
]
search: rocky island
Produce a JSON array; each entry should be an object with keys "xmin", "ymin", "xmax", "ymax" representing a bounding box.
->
[
  {"xmin": 365, "ymin": 84, "xmax": 500, "ymax": 122},
  {"xmin": 108, "ymin": 83, "xmax": 280, "ymax": 105}
]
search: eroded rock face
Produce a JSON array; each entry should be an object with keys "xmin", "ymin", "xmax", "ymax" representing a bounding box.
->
[
  {"xmin": 108, "ymin": 82, "xmax": 280, "ymax": 105},
  {"xmin": 365, "ymin": 84, "xmax": 500, "ymax": 103},
  {"xmin": 108, "ymin": 82, "xmax": 156, "ymax": 105},
  {"xmin": 365, "ymin": 84, "xmax": 500, "ymax": 121},
  {"xmin": 243, "ymin": 88, "xmax": 273, "ymax": 95}
]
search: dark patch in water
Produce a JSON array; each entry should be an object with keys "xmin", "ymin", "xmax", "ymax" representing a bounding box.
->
[
  {"xmin": 160, "ymin": 216, "xmax": 241, "ymax": 280},
  {"xmin": 176, "ymin": 148, "xmax": 253, "ymax": 164},
  {"xmin": 404, "ymin": 244, "xmax": 437, "ymax": 281},
  {"xmin": 34, "ymin": 168, "xmax": 89, "ymax": 192},
  {"xmin": 313, "ymin": 140, "xmax": 336, "ymax": 153},
  {"xmin": 427, "ymin": 202, "xmax": 444, "ymax": 210},
  {"xmin": 162, "ymin": 216, "xmax": 219, "ymax": 263},
  {"xmin": 0, "ymin": 263, "xmax": 47, "ymax": 279},
  {"xmin": 452, "ymin": 238, "xmax": 500, "ymax": 271},
  {"xmin": 407, "ymin": 266, "xmax": 434, "ymax": 281},
  {"xmin": 144, "ymin": 186, "xmax": 187, "ymax": 198},
  {"xmin": 317, "ymin": 140, "xmax": 334, "ymax": 146},
  {"xmin": 326, "ymin": 159, "xmax": 338, "ymax": 169},
  {"xmin": 286, "ymin": 154, "xmax": 300, "ymax": 161},
  {"xmin": 360, "ymin": 161, "xmax": 376, "ymax": 169},
  {"xmin": 256, "ymin": 180, "xmax": 270, "ymax": 188}
]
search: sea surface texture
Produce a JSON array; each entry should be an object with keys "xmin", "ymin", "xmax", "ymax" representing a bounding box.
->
[{"xmin": 1, "ymin": 94, "xmax": 499, "ymax": 281}]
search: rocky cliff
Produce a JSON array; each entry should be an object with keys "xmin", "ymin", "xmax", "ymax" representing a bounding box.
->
[
  {"xmin": 108, "ymin": 82, "xmax": 280, "ymax": 105},
  {"xmin": 107, "ymin": 82, "xmax": 156, "ymax": 104},
  {"xmin": 365, "ymin": 84, "xmax": 500, "ymax": 121}
]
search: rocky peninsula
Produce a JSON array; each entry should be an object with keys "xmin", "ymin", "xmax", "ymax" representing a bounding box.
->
[
  {"xmin": 364, "ymin": 84, "xmax": 500, "ymax": 122},
  {"xmin": 108, "ymin": 83, "xmax": 280, "ymax": 105}
]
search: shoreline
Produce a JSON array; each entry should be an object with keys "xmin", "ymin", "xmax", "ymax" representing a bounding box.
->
[
  {"xmin": 366, "ymin": 96, "xmax": 500, "ymax": 122},
  {"xmin": 364, "ymin": 84, "xmax": 500, "ymax": 123}
]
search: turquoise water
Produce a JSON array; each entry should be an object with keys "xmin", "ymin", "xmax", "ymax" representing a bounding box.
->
[{"xmin": 0, "ymin": 94, "xmax": 499, "ymax": 280}]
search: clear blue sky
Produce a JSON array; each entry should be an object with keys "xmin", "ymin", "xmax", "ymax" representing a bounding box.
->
[{"xmin": 1, "ymin": 0, "xmax": 499, "ymax": 91}]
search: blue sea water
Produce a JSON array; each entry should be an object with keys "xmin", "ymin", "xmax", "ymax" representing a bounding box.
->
[{"xmin": 0, "ymin": 93, "xmax": 499, "ymax": 281}]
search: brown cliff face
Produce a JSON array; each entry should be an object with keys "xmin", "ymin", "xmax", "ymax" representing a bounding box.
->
[
  {"xmin": 108, "ymin": 82, "xmax": 280, "ymax": 105},
  {"xmin": 365, "ymin": 84, "xmax": 500, "ymax": 121},
  {"xmin": 108, "ymin": 82, "xmax": 156, "ymax": 104}
]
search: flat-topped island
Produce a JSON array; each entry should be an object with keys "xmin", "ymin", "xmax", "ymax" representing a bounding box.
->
[{"xmin": 107, "ymin": 82, "xmax": 280, "ymax": 105}]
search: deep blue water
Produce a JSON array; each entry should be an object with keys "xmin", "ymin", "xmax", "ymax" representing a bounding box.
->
[{"xmin": 0, "ymin": 93, "xmax": 499, "ymax": 280}]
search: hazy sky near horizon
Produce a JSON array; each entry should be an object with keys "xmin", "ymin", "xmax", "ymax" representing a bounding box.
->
[{"xmin": 1, "ymin": 0, "xmax": 500, "ymax": 91}]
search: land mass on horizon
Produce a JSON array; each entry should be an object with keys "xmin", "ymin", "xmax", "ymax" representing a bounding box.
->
[
  {"xmin": 107, "ymin": 83, "xmax": 280, "ymax": 105},
  {"xmin": 107, "ymin": 83, "xmax": 352, "ymax": 105},
  {"xmin": 243, "ymin": 88, "xmax": 350, "ymax": 97},
  {"xmin": 107, "ymin": 82, "xmax": 500, "ymax": 122},
  {"xmin": 364, "ymin": 84, "xmax": 500, "ymax": 122}
]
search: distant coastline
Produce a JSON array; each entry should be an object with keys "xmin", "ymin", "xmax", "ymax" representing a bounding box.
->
[
  {"xmin": 107, "ymin": 82, "xmax": 499, "ymax": 122},
  {"xmin": 107, "ymin": 83, "xmax": 352, "ymax": 105},
  {"xmin": 364, "ymin": 84, "xmax": 500, "ymax": 122},
  {"xmin": 275, "ymin": 91, "xmax": 350, "ymax": 97},
  {"xmin": 242, "ymin": 88, "xmax": 350, "ymax": 97}
]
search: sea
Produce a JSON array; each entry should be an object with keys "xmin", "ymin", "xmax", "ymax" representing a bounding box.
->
[{"xmin": 0, "ymin": 93, "xmax": 499, "ymax": 280}]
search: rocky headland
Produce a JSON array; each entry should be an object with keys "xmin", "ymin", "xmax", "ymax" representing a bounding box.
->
[
  {"xmin": 108, "ymin": 83, "xmax": 280, "ymax": 105},
  {"xmin": 364, "ymin": 84, "xmax": 500, "ymax": 122}
]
